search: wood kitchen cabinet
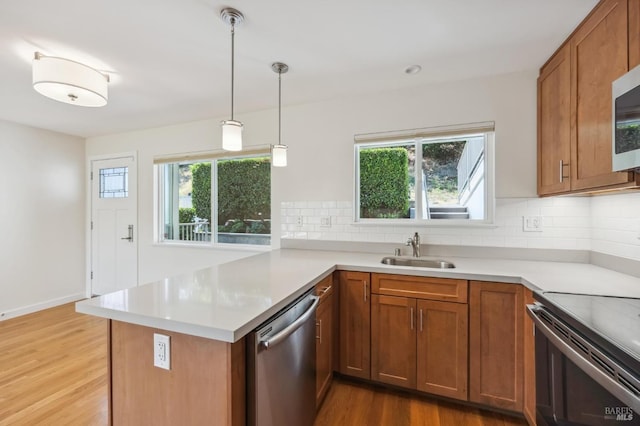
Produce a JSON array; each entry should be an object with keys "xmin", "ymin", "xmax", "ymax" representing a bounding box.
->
[
  {"xmin": 416, "ymin": 299, "xmax": 468, "ymax": 400},
  {"xmin": 538, "ymin": 43, "xmax": 571, "ymax": 195},
  {"xmin": 469, "ymin": 281, "xmax": 524, "ymax": 412},
  {"xmin": 370, "ymin": 274, "xmax": 468, "ymax": 401},
  {"xmin": 371, "ymin": 294, "xmax": 417, "ymax": 388},
  {"xmin": 338, "ymin": 271, "xmax": 371, "ymax": 379},
  {"xmin": 315, "ymin": 275, "xmax": 334, "ymax": 408},
  {"xmin": 538, "ymin": 0, "xmax": 639, "ymax": 195}
]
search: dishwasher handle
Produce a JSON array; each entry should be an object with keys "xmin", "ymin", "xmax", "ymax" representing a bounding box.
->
[{"xmin": 260, "ymin": 295, "xmax": 320, "ymax": 350}]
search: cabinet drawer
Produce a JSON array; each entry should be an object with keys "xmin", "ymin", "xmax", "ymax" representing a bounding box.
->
[
  {"xmin": 315, "ymin": 275, "xmax": 334, "ymax": 302},
  {"xmin": 371, "ymin": 273, "xmax": 467, "ymax": 303}
]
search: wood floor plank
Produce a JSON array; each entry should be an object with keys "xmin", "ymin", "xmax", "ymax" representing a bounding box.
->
[
  {"xmin": 0, "ymin": 303, "xmax": 108, "ymax": 426},
  {"xmin": 315, "ymin": 378, "xmax": 528, "ymax": 426}
]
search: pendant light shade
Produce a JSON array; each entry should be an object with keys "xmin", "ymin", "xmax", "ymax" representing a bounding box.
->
[
  {"xmin": 221, "ymin": 120, "xmax": 243, "ymax": 151},
  {"xmin": 271, "ymin": 62, "xmax": 289, "ymax": 167},
  {"xmin": 272, "ymin": 144, "xmax": 287, "ymax": 167},
  {"xmin": 32, "ymin": 52, "xmax": 109, "ymax": 107},
  {"xmin": 220, "ymin": 8, "xmax": 244, "ymax": 151}
]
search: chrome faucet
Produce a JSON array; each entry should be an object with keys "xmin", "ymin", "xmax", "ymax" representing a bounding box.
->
[{"xmin": 406, "ymin": 232, "xmax": 420, "ymax": 257}]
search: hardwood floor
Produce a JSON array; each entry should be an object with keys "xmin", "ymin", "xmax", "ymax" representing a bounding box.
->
[
  {"xmin": 0, "ymin": 303, "xmax": 527, "ymax": 426},
  {"xmin": 0, "ymin": 303, "xmax": 108, "ymax": 426},
  {"xmin": 315, "ymin": 379, "xmax": 528, "ymax": 426}
]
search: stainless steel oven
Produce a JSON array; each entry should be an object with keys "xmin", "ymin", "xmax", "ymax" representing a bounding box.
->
[{"xmin": 528, "ymin": 292, "xmax": 640, "ymax": 425}]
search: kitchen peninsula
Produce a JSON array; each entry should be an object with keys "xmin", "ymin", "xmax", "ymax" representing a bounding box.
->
[{"xmin": 76, "ymin": 248, "xmax": 640, "ymax": 425}]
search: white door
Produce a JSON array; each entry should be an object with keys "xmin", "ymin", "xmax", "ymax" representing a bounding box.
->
[{"xmin": 91, "ymin": 155, "xmax": 138, "ymax": 295}]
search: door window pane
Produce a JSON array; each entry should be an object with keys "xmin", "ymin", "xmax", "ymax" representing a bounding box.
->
[{"xmin": 100, "ymin": 167, "xmax": 128, "ymax": 198}]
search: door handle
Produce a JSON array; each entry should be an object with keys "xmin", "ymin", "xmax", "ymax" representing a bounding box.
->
[
  {"xmin": 121, "ymin": 224, "xmax": 134, "ymax": 242},
  {"xmin": 559, "ymin": 160, "xmax": 569, "ymax": 183},
  {"xmin": 261, "ymin": 296, "xmax": 320, "ymax": 350}
]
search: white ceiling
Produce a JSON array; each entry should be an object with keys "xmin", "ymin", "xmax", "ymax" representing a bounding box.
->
[{"xmin": 0, "ymin": 0, "xmax": 597, "ymax": 138}]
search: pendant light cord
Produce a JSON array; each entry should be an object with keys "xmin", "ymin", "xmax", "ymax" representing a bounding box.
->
[
  {"xmin": 230, "ymin": 21, "xmax": 235, "ymax": 121},
  {"xmin": 278, "ymin": 70, "xmax": 282, "ymax": 144}
]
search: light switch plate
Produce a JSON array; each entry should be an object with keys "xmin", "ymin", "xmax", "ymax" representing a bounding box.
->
[{"xmin": 153, "ymin": 333, "xmax": 171, "ymax": 370}]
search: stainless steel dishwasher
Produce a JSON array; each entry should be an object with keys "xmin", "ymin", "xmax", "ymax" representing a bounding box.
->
[{"xmin": 247, "ymin": 288, "xmax": 319, "ymax": 426}]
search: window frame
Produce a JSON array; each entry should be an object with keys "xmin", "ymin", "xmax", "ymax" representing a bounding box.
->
[
  {"xmin": 354, "ymin": 127, "xmax": 495, "ymax": 226},
  {"xmin": 154, "ymin": 151, "xmax": 272, "ymax": 249}
]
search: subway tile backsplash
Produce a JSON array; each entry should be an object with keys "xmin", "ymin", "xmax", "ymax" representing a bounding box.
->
[{"xmin": 281, "ymin": 193, "xmax": 640, "ymax": 261}]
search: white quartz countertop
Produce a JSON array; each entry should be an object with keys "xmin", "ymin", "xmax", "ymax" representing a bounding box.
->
[{"xmin": 76, "ymin": 249, "xmax": 640, "ymax": 343}]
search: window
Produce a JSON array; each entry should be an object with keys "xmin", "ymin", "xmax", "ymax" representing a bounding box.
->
[
  {"xmin": 355, "ymin": 123, "xmax": 494, "ymax": 223},
  {"xmin": 156, "ymin": 153, "xmax": 271, "ymax": 246},
  {"xmin": 99, "ymin": 167, "xmax": 128, "ymax": 198}
]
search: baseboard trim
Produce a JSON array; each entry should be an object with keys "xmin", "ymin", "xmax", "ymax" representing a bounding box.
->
[{"xmin": 0, "ymin": 293, "xmax": 86, "ymax": 321}]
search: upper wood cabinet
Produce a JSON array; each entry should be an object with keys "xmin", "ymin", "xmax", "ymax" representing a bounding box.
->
[
  {"xmin": 538, "ymin": 44, "xmax": 572, "ymax": 195},
  {"xmin": 538, "ymin": 0, "xmax": 639, "ymax": 195},
  {"xmin": 338, "ymin": 271, "xmax": 371, "ymax": 380}
]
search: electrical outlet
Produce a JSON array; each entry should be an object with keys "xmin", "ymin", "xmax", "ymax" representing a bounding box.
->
[
  {"xmin": 296, "ymin": 215, "xmax": 303, "ymax": 226},
  {"xmin": 523, "ymin": 216, "xmax": 543, "ymax": 232},
  {"xmin": 153, "ymin": 333, "xmax": 171, "ymax": 370},
  {"xmin": 320, "ymin": 216, "xmax": 331, "ymax": 227}
]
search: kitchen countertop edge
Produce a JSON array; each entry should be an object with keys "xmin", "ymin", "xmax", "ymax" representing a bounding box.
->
[{"xmin": 76, "ymin": 249, "xmax": 640, "ymax": 343}]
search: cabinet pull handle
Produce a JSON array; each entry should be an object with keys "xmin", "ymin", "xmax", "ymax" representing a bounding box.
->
[
  {"xmin": 321, "ymin": 285, "xmax": 332, "ymax": 295},
  {"xmin": 316, "ymin": 319, "xmax": 322, "ymax": 344},
  {"xmin": 363, "ymin": 281, "xmax": 367, "ymax": 302},
  {"xmin": 559, "ymin": 160, "xmax": 569, "ymax": 183},
  {"xmin": 410, "ymin": 307, "xmax": 414, "ymax": 330},
  {"xmin": 419, "ymin": 309, "xmax": 424, "ymax": 332}
]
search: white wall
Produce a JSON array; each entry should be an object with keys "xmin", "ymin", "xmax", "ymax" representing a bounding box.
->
[
  {"xmin": 0, "ymin": 119, "xmax": 85, "ymax": 319},
  {"xmin": 591, "ymin": 192, "xmax": 640, "ymax": 261},
  {"xmin": 86, "ymin": 70, "xmax": 539, "ymax": 282},
  {"xmin": 87, "ymin": 68, "xmax": 640, "ymax": 281}
]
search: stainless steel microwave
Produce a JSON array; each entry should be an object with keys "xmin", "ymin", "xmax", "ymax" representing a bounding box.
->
[{"xmin": 612, "ymin": 64, "xmax": 640, "ymax": 172}]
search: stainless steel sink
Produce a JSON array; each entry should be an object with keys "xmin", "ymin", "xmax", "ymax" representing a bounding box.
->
[{"xmin": 380, "ymin": 256, "xmax": 455, "ymax": 269}]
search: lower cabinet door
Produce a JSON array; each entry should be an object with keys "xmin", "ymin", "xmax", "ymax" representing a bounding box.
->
[
  {"xmin": 469, "ymin": 281, "xmax": 524, "ymax": 411},
  {"xmin": 316, "ymin": 291, "xmax": 333, "ymax": 408},
  {"xmin": 371, "ymin": 294, "xmax": 417, "ymax": 388},
  {"xmin": 416, "ymin": 300, "xmax": 468, "ymax": 400}
]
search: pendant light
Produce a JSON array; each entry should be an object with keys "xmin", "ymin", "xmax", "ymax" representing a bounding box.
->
[
  {"xmin": 220, "ymin": 8, "xmax": 244, "ymax": 151},
  {"xmin": 271, "ymin": 62, "xmax": 288, "ymax": 167}
]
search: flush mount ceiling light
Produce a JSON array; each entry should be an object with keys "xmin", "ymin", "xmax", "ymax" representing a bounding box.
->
[
  {"xmin": 220, "ymin": 8, "xmax": 244, "ymax": 151},
  {"xmin": 32, "ymin": 52, "xmax": 109, "ymax": 107},
  {"xmin": 271, "ymin": 62, "xmax": 289, "ymax": 168}
]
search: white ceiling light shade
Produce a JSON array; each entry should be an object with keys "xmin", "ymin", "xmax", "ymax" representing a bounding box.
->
[
  {"xmin": 32, "ymin": 52, "xmax": 109, "ymax": 107},
  {"xmin": 271, "ymin": 62, "xmax": 289, "ymax": 167},
  {"xmin": 220, "ymin": 8, "xmax": 244, "ymax": 152}
]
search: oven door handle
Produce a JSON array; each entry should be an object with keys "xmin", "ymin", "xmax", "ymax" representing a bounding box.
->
[
  {"xmin": 527, "ymin": 305, "xmax": 640, "ymax": 415},
  {"xmin": 260, "ymin": 296, "xmax": 320, "ymax": 350}
]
